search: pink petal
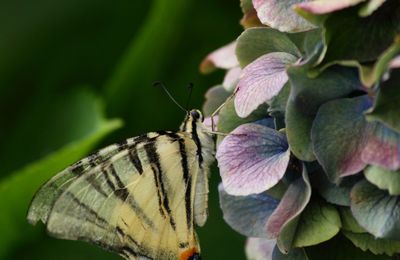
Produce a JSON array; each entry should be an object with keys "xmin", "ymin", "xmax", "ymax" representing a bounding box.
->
[
  {"xmin": 216, "ymin": 123, "xmax": 290, "ymax": 196},
  {"xmin": 223, "ymin": 66, "xmax": 242, "ymax": 92},
  {"xmin": 265, "ymin": 168, "xmax": 311, "ymax": 239},
  {"xmin": 245, "ymin": 238, "xmax": 276, "ymax": 260},
  {"xmin": 390, "ymin": 56, "xmax": 400, "ymax": 68},
  {"xmin": 362, "ymin": 122, "xmax": 400, "ymax": 171},
  {"xmin": 295, "ymin": 0, "xmax": 366, "ymax": 14},
  {"xmin": 235, "ymin": 52, "xmax": 298, "ymax": 118},
  {"xmin": 252, "ymin": 0, "xmax": 314, "ymax": 32},
  {"xmin": 200, "ymin": 42, "xmax": 239, "ymax": 73}
]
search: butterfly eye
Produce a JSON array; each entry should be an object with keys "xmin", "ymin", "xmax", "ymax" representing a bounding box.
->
[{"xmin": 190, "ymin": 110, "xmax": 200, "ymax": 120}]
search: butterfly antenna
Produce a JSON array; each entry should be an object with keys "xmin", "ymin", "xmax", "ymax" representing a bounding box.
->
[
  {"xmin": 210, "ymin": 88, "xmax": 238, "ymax": 131},
  {"xmin": 153, "ymin": 81, "xmax": 187, "ymax": 112},
  {"xmin": 185, "ymin": 82, "xmax": 194, "ymax": 110}
]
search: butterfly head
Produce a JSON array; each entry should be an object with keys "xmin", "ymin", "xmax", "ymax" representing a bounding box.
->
[
  {"xmin": 189, "ymin": 109, "xmax": 204, "ymax": 122},
  {"xmin": 180, "ymin": 109, "xmax": 204, "ymax": 132}
]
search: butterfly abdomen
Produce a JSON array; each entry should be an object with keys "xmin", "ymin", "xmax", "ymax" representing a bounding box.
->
[{"xmin": 180, "ymin": 247, "xmax": 201, "ymax": 260}]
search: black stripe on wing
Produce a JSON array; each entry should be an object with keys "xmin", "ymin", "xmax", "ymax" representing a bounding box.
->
[
  {"xmin": 129, "ymin": 147, "xmax": 144, "ymax": 174},
  {"xmin": 64, "ymin": 191, "xmax": 110, "ymax": 228},
  {"xmin": 159, "ymin": 131, "xmax": 194, "ymax": 230},
  {"xmin": 144, "ymin": 140, "xmax": 177, "ymax": 230},
  {"xmin": 99, "ymin": 163, "xmax": 156, "ymax": 229}
]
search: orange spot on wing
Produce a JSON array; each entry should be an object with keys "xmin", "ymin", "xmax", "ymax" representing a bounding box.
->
[{"xmin": 180, "ymin": 247, "xmax": 200, "ymax": 260}]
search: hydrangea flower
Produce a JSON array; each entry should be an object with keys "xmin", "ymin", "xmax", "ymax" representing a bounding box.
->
[{"xmin": 201, "ymin": 0, "xmax": 400, "ymax": 258}]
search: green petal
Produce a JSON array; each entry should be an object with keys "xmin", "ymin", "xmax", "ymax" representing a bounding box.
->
[
  {"xmin": 217, "ymin": 97, "xmax": 271, "ymax": 134},
  {"xmin": 285, "ymin": 100, "xmax": 316, "ymax": 161},
  {"xmin": 311, "ymin": 170, "xmax": 360, "ymax": 206},
  {"xmin": 236, "ymin": 28, "xmax": 300, "ymax": 67},
  {"xmin": 351, "ymin": 180, "xmax": 400, "ymax": 240},
  {"xmin": 293, "ymin": 199, "xmax": 341, "ymax": 247},
  {"xmin": 272, "ymin": 245, "xmax": 308, "ymax": 260},
  {"xmin": 286, "ymin": 65, "xmax": 361, "ymax": 162},
  {"xmin": 268, "ymin": 82, "xmax": 291, "ymax": 118},
  {"xmin": 202, "ymin": 85, "xmax": 231, "ymax": 117},
  {"xmin": 311, "ymin": 96, "xmax": 371, "ymax": 182},
  {"xmin": 359, "ymin": 0, "xmax": 387, "ymax": 16},
  {"xmin": 343, "ymin": 230, "xmax": 400, "ymax": 256},
  {"xmin": 340, "ymin": 207, "xmax": 366, "ymax": 233},
  {"xmin": 366, "ymin": 70, "xmax": 400, "ymax": 132},
  {"xmin": 364, "ymin": 165, "xmax": 400, "ymax": 196},
  {"xmin": 319, "ymin": 2, "xmax": 400, "ymax": 69}
]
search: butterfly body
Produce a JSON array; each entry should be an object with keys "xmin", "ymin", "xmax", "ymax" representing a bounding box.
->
[{"xmin": 27, "ymin": 110, "xmax": 215, "ymax": 260}]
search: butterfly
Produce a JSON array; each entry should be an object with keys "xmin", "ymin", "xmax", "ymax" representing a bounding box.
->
[{"xmin": 27, "ymin": 109, "xmax": 215, "ymax": 260}]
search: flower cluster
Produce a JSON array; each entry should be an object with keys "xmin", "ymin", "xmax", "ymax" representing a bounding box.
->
[{"xmin": 201, "ymin": 0, "xmax": 400, "ymax": 258}]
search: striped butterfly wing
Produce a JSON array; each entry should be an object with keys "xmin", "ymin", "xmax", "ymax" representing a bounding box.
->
[
  {"xmin": 28, "ymin": 138, "xmax": 136, "ymax": 224},
  {"xmin": 28, "ymin": 132, "xmax": 205, "ymax": 260}
]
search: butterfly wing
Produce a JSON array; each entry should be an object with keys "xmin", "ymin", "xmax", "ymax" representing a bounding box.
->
[
  {"xmin": 28, "ymin": 138, "xmax": 137, "ymax": 224},
  {"xmin": 28, "ymin": 132, "xmax": 205, "ymax": 260}
]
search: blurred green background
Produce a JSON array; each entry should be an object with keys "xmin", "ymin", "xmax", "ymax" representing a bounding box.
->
[{"xmin": 0, "ymin": 0, "xmax": 245, "ymax": 259}]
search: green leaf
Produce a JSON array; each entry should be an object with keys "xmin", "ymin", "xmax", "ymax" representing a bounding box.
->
[
  {"xmin": 0, "ymin": 115, "xmax": 121, "ymax": 258},
  {"xmin": 0, "ymin": 89, "xmax": 110, "ymax": 176},
  {"xmin": 293, "ymin": 199, "xmax": 341, "ymax": 247},
  {"xmin": 11, "ymin": 236, "xmax": 120, "ymax": 260},
  {"xmin": 366, "ymin": 70, "xmax": 400, "ymax": 132},
  {"xmin": 306, "ymin": 233, "xmax": 392, "ymax": 260},
  {"xmin": 104, "ymin": 0, "xmax": 195, "ymax": 116},
  {"xmin": 364, "ymin": 165, "xmax": 400, "ymax": 196},
  {"xmin": 340, "ymin": 207, "xmax": 366, "ymax": 233},
  {"xmin": 343, "ymin": 230, "xmax": 400, "ymax": 256},
  {"xmin": 351, "ymin": 180, "xmax": 400, "ymax": 240},
  {"xmin": 236, "ymin": 28, "xmax": 300, "ymax": 67}
]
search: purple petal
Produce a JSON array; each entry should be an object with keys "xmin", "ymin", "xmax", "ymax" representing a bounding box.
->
[
  {"xmin": 200, "ymin": 42, "xmax": 239, "ymax": 73},
  {"xmin": 245, "ymin": 238, "xmax": 275, "ymax": 259},
  {"xmin": 223, "ymin": 66, "xmax": 242, "ymax": 92},
  {"xmin": 235, "ymin": 52, "xmax": 298, "ymax": 118},
  {"xmin": 252, "ymin": 0, "xmax": 314, "ymax": 32},
  {"xmin": 217, "ymin": 123, "xmax": 290, "ymax": 195},
  {"xmin": 219, "ymin": 184, "xmax": 280, "ymax": 237},
  {"xmin": 295, "ymin": 0, "xmax": 365, "ymax": 14},
  {"xmin": 362, "ymin": 122, "xmax": 400, "ymax": 171}
]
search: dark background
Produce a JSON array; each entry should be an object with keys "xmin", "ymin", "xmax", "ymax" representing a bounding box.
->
[{"xmin": 0, "ymin": 0, "xmax": 245, "ymax": 259}]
